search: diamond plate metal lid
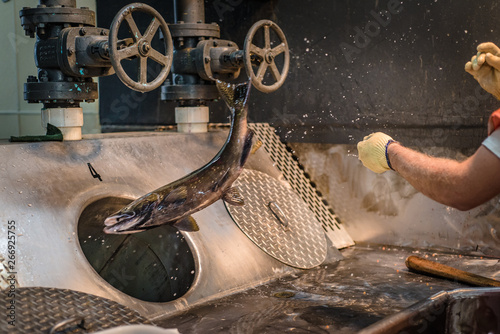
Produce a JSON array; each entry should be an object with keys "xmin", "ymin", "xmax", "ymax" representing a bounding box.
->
[
  {"xmin": 225, "ymin": 169, "xmax": 327, "ymax": 269},
  {"xmin": 0, "ymin": 287, "xmax": 151, "ymax": 334}
]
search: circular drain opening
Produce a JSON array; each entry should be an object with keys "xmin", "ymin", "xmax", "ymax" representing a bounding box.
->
[{"xmin": 78, "ymin": 197, "xmax": 196, "ymax": 303}]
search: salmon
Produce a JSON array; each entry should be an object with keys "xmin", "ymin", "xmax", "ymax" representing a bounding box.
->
[{"xmin": 103, "ymin": 80, "xmax": 253, "ymax": 234}]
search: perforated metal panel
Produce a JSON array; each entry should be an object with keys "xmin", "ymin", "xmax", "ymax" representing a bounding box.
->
[
  {"xmin": 225, "ymin": 169, "xmax": 327, "ymax": 269},
  {"xmin": 0, "ymin": 287, "xmax": 151, "ymax": 334},
  {"xmin": 249, "ymin": 123, "xmax": 354, "ymax": 249}
]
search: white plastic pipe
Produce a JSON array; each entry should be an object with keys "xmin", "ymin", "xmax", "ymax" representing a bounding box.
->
[
  {"xmin": 41, "ymin": 107, "xmax": 84, "ymax": 140},
  {"xmin": 175, "ymin": 106, "xmax": 209, "ymax": 133}
]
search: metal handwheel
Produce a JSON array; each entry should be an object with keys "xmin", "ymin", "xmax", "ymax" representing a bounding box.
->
[
  {"xmin": 244, "ymin": 20, "xmax": 290, "ymax": 93},
  {"xmin": 109, "ymin": 3, "xmax": 173, "ymax": 92}
]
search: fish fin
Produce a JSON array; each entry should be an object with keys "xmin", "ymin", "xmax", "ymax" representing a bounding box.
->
[
  {"xmin": 144, "ymin": 192, "xmax": 160, "ymax": 203},
  {"xmin": 216, "ymin": 79, "xmax": 252, "ymax": 111},
  {"xmin": 173, "ymin": 216, "xmax": 200, "ymax": 232},
  {"xmin": 251, "ymin": 139, "xmax": 263, "ymax": 155},
  {"xmin": 162, "ymin": 186, "xmax": 188, "ymax": 207},
  {"xmin": 223, "ymin": 187, "xmax": 245, "ymax": 206}
]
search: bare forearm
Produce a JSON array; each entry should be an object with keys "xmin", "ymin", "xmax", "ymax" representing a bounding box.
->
[
  {"xmin": 357, "ymin": 131, "xmax": 500, "ymax": 210},
  {"xmin": 387, "ymin": 143, "xmax": 474, "ymax": 210}
]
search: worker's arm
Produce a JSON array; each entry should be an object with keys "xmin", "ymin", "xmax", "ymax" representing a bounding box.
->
[{"xmin": 387, "ymin": 142, "xmax": 500, "ymax": 211}]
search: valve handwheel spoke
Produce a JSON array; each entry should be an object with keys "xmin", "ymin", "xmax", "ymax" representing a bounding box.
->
[
  {"xmin": 124, "ymin": 13, "xmax": 142, "ymax": 42},
  {"xmin": 263, "ymin": 25, "xmax": 271, "ymax": 50},
  {"xmin": 143, "ymin": 18, "xmax": 161, "ymax": 44},
  {"xmin": 117, "ymin": 45, "xmax": 139, "ymax": 60},
  {"xmin": 271, "ymin": 43, "xmax": 287, "ymax": 58},
  {"xmin": 139, "ymin": 56, "xmax": 147, "ymax": 84},
  {"xmin": 270, "ymin": 62, "xmax": 281, "ymax": 82},
  {"xmin": 149, "ymin": 49, "xmax": 169, "ymax": 66},
  {"xmin": 249, "ymin": 44, "xmax": 265, "ymax": 59},
  {"xmin": 109, "ymin": 3, "xmax": 173, "ymax": 92},
  {"xmin": 256, "ymin": 62, "xmax": 268, "ymax": 81},
  {"xmin": 244, "ymin": 20, "xmax": 290, "ymax": 93}
]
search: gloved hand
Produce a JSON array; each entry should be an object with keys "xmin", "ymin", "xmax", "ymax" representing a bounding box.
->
[
  {"xmin": 357, "ymin": 132, "xmax": 396, "ymax": 173},
  {"xmin": 465, "ymin": 42, "xmax": 500, "ymax": 100}
]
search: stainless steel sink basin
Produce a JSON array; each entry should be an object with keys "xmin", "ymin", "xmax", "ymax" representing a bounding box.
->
[{"xmin": 360, "ymin": 287, "xmax": 500, "ymax": 334}]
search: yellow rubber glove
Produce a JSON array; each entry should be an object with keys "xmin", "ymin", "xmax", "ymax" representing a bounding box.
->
[
  {"xmin": 465, "ymin": 42, "xmax": 500, "ymax": 100},
  {"xmin": 357, "ymin": 132, "xmax": 395, "ymax": 173}
]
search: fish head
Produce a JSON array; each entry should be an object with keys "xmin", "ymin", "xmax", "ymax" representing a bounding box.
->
[
  {"xmin": 103, "ymin": 211, "xmax": 149, "ymax": 234},
  {"xmin": 103, "ymin": 194, "xmax": 159, "ymax": 234}
]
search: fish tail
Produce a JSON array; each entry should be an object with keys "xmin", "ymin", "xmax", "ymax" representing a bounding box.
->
[{"xmin": 216, "ymin": 79, "xmax": 252, "ymax": 113}]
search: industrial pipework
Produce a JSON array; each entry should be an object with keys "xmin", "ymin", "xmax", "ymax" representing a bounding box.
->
[
  {"xmin": 163, "ymin": 0, "xmax": 290, "ymax": 132},
  {"xmin": 20, "ymin": 0, "xmax": 173, "ymax": 140},
  {"xmin": 20, "ymin": 0, "xmax": 290, "ymax": 138}
]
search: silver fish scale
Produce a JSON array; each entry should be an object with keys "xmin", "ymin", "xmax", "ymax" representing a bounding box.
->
[
  {"xmin": 225, "ymin": 169, "xmax": 327, "ymax": 269},
  {"xmin": 249, "ymin": 123, "xmax": 354, "ymax": 249}
]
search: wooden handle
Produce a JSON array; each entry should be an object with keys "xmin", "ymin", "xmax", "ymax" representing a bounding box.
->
[{"xmin": 405, "ymin": 255, "xmax": 500, "ymax": 287}]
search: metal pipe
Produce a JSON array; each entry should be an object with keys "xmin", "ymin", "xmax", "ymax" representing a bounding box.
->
[
  {"xmin": 41, "ymin": 0, "xmax": 76, "ymax": 7},
  {"xmin": 174, "ymin": 0, "xmax": 205, "ymax": 23}
]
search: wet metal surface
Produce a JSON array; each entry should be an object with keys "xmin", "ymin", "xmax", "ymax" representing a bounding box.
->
[
  {"xmin": 360, "ymin": 287, "xmax": 500, "ymax": 334},
  {"xmin": 225, "ymin": 169, "xmax": 327, "ymax": 269},
  {"xmin": 0, "ymin": 131, "xmax": 302, "ymax": 319},
  {"xmin": 250, "ymin": 124, "xmax": 354, "ymax": 249},
  {"xmin": 290, "ymin": 142, "xmax": 500, "ymax": 258},
  {"xmin": 156, "ymin": 245, "xmax": 500, "ymax": 333},
  {"xmin": 0, "ymin": 287, "xmax": 151, "ymax": 334}
]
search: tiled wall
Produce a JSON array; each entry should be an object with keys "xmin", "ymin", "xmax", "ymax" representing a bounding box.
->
[{"xmin": 0, "ymin": 0, "xmax": 100, "ymax": 139}]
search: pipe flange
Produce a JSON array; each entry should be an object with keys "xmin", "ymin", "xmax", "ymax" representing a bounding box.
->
[
  {"xmin": 161, "ymin": 84, "xmax": 219, "ymax": 102},
  {"xmin": 20, "ymin": 6, "xmax": 95, "ymax": 37},
  {"xmin": 168, "ymin": 23, "xmax": 220, "ymax": 38},
  {"xmin": 25, "ymin": 81, "xmax": 98, "ymax": 104}
]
